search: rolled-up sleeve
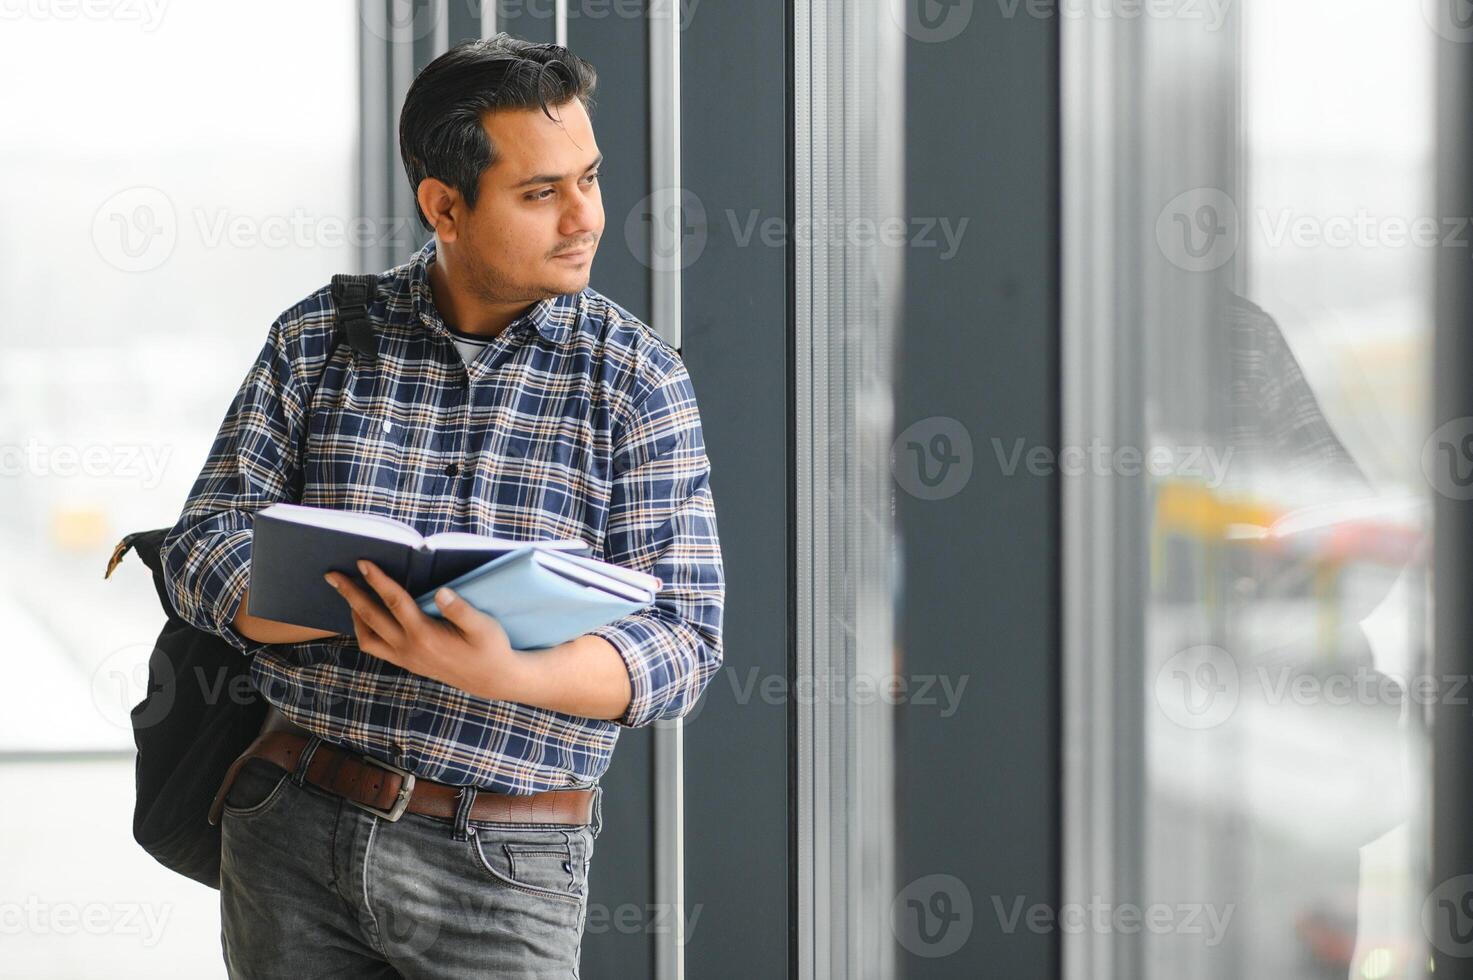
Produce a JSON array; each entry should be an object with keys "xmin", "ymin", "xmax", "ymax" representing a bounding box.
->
[
  {"xmin": 589, "ymin": 360, "xmax": 725, "ymax": 728},
  {"xmin": 159, "ymin": 313, "xmax": 306, "ymax": 655}
]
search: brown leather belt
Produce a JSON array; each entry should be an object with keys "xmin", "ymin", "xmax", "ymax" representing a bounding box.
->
[{"xmin": 207, "ymin": 710, "xmax": 596, "ymax": 827}]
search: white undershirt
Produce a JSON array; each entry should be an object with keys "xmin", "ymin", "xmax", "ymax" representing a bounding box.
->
[{"xmin": 447, "ymin": 332, "xmax": 492, "ymax": 367}]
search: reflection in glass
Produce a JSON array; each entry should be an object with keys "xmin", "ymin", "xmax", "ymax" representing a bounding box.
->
[{"xmin": 1065, "ymin": 2, "xmax": 1433, "ymax": 978}]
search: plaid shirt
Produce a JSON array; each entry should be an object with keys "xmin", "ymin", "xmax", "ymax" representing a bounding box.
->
[{"xmin": 161, "ymin": 237, "xmax": 725, "ymax": 794}]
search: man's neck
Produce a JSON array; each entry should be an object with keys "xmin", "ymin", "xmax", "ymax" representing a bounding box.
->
[{"xmin": 428, "ymin": 251, "xmax": 533, "ymax": 339}]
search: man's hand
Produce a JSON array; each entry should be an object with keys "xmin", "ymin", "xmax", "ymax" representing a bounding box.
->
[{"xmin": 324, "ymin": 559, "xmax": 524, "ymax": 702}]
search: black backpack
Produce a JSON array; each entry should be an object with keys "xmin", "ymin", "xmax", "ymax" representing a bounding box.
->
[{"xmin": 102, "ymin": 274, "xmax": 378, "ymax": 889}]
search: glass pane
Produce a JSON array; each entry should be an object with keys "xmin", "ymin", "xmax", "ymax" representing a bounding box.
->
[
  {"xmin": 1065, "ymin": 3, "xmax": 1434, "ymax": 978},
  {"xmin": 0, "ymin": 5, "xmax": 357, "ymax": 753},
  {"xmin": 0, "ymin": 4, "xmax": 356, "ymax": 974}
]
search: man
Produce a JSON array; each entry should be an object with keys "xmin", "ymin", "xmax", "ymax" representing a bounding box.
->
[{"xmin": 161, "ymin": 35, "xmax": 724, "ymax": 978}]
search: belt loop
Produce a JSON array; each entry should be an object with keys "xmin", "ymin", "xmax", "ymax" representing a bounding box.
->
[
  {"xmin": 451, "ymin": 785, "xmax": 478, "ymax": 841},
  {"xmin": 590, "ymin": 783, "xmax": 603, "ymax": 839},
  {"xmin": 291, "ymin": 735, "xmax": 321, "ymax": 788}
]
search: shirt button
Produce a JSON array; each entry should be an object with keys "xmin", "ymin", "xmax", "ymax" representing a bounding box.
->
[{"xmin": 445, "ymin": 462, "xmax": 460, "ymax": 477}]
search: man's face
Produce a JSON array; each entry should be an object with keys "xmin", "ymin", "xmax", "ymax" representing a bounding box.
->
[{"xmin": 454, "ymin": 99, "xmax": 604, "ymax": 302}]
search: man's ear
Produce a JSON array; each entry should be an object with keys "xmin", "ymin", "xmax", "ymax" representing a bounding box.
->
[{"xmin": 416, "ymin": 177, "xmax": 460, "ymax": 242}]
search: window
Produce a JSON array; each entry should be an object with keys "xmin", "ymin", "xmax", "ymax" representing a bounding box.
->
[
  {"xmin": 1064, "ymin": 3, "xmax": 1434, "ymax": 977},
  {"xmin": 1, "ymin": 4, "xmax": 357, "ymax": 972}
]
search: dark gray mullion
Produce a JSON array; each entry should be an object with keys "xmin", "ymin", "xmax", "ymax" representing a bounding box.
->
[
  {"xmin": 1432, "ymin": 23, "xmax": 1473, "ymax": 980},
  {"xmin": 569, "ymin": 3, "xmax": 657, "ymax": 977},
  {"xmin": 895, "ymin": 4, "xmax": 1061, "ymax": 978},
  {"xmin": 494, "ymin": 0, "xmax": 556, "ymax": 45},
  {"xmin": 446, "ymin": 0, "xmax": 480, "ymax": 44},
  {"xmin": 677, "ymin": 0, "xmax": 792, "ymax": 975}
]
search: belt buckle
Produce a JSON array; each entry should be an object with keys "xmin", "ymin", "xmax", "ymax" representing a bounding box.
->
[{"xmin": 352, "ymin": 753, "xmax": 417, "ymax": 822}]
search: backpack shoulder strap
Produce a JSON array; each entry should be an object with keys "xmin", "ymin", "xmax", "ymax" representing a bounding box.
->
[
  {"xmin": 292, "ymin": 272, "xmax": 381, "ymax": 478},
  {"xmin": 329, "ymin": 273, "xmax": 379, "ymax": 360}
]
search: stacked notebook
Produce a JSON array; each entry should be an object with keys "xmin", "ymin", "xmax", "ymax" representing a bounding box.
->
[{"xmin": 247, "ymin": 503, "xmax": 660, "ymax": 649}]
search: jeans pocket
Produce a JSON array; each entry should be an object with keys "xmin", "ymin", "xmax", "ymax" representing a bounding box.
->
[
  {"xmin": 222, "ymin": 757, "xmax": 291, "ymax": 821},
  {"xmin": 469, "ymin": 827, "xmax": 586, "ymax": 907}
]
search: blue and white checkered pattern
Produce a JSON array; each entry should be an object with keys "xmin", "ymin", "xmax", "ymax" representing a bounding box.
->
[{"xmin": 161, "ymin": 237, "xmax": 725, "ymax": 793}]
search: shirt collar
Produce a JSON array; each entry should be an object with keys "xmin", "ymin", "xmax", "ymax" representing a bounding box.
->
[{"xmin": 407, "ymin": 236, "xmax": 579, "ymax": 346}]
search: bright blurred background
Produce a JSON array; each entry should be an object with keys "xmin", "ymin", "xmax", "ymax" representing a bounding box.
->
[
  {"xmin": 0, "ymin": 4, "xmax": 357, "ymax": 974},
  {"xmin": 0, "ymin": 1, "xmax": 1453, "ymax": 977}
]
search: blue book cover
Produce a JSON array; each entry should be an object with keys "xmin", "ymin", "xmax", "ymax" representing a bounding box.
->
[{"xmin": 414, "ymin": 547, "xmax": 662, "ymax": 650}]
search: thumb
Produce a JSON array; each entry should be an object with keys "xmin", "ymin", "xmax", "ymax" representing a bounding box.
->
[{"xmin": 434, "ymin": 587, "xmax": 482, "ymax": 634}]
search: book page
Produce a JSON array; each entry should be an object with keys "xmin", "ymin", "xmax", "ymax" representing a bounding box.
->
[
  {"xmin": 540, "ymin": 550, "xmax": 663, "ymax": 594},
  {"xmin": 535, "ymin": 553, "xmax": 654, "ymax": 603},
  {"xmin": 423, "ymin": 530, "xmax": 587, "ymax": 552},
  {"xmin": 258, "ymin": 502, "xmax": 423, "ymax": 546}
]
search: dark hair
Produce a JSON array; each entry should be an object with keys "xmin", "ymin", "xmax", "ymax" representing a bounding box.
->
[{"xmin": 399, "ymin": 33, "xmax": 598, "ymax": 231}]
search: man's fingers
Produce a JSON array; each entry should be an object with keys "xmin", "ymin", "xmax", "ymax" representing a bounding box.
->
[
  {"xmin": 352, "ymin": 609, "xmax": 396, "ymax": 663},
  {"xmin": 327, "ymin": 570, "xmax": 406, "ymax": 648},
  {"xmin": 356, "ymin": 560, "xmax": 430, "ymax": 635}
]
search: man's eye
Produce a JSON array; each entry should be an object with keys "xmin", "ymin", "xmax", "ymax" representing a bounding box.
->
[{"xmin": 525, "ymin": 172, "xmax": 601, "ymax": 202}]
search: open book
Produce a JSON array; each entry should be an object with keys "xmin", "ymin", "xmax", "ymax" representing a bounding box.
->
[{"xmin": 247, "ymin": 502, "xmax": 591, "ymax": 635}]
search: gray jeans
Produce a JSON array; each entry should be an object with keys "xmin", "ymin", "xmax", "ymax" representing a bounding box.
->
[{"xmin": 218, "ymin": 746, "xmax": 602, "ymax": 979}]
